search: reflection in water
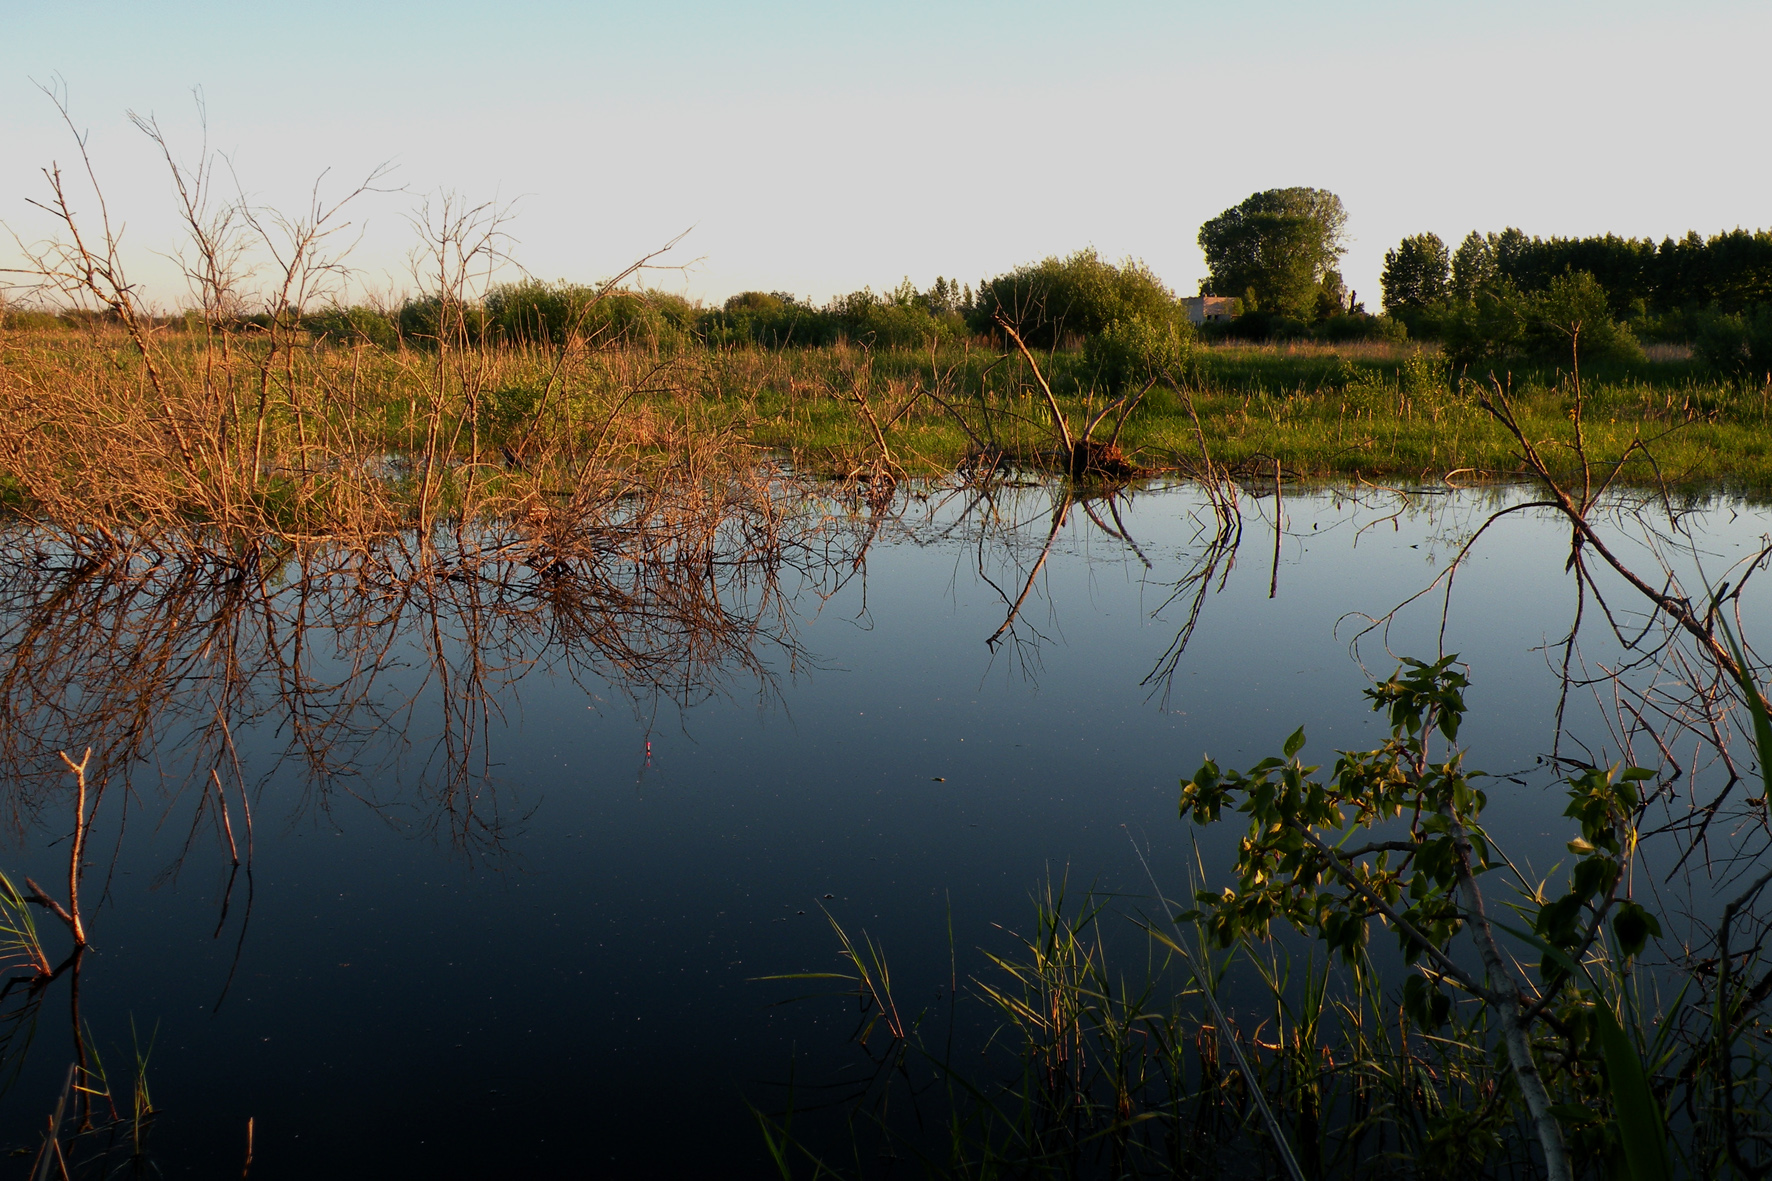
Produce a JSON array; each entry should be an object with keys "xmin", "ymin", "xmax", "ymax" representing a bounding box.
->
[
  {"xmin": 756, "ymin": 475, "xmax": 1772, "ymax": 1176},
  {"xmin": 0, "ymin": 479, "xmax": 856, "ymax": 849},
  {"xmin": 0, "ymin": 474, "xmax": 883, "ymax": 1171},
  {"xmin": 5, "ymin": 467, "xmax": 1772, "ymax": 1173}
]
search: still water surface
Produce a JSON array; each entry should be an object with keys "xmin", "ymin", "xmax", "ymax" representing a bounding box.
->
[{"xmin": 0, "ymin": 479, "xmax": 1763, "ymax": 1177}]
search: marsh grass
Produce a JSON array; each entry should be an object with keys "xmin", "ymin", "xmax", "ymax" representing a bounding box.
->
[
  {"xmin": 762, "ymin": 864, "xmax": 1772, "ymax": 1179},
  {"xmin": 2, "ymin": 316, "xmax": 1766, "ymax": 550},
  {"xmin": 0, "ymin": 317, "xmax": 776, "ymax": 550},
  {"xmin": 0, "ymin": 871, "xmax": 49, "ymax": 982},
  {"xmin": 13, "ymin": 1026, "xmax": 162, "ymax": 1181},
  {"xmin": 758, "ymin": 882, "xmax": 1564, "ymax": 1179},
  {"xmin": 712, "ymin": 338, "xmax": 1771, "ymax": 488}
]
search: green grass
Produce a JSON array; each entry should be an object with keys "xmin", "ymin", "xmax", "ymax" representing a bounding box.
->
[
  {"xmin": 692, "ymin": 338, "xmax": 1769, "ymax": 487},
  {"xmin": 3, "ymin": 323, "xmax": 1766, "ymax": 546}
]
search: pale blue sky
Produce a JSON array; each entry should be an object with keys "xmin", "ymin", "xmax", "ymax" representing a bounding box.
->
[{"xmin": 3, "ymin": 1, "xmax": 1767, "ymax": 310}]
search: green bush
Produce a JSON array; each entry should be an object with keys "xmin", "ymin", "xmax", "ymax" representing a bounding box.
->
[
  {"xmin": 0, "ymin": 306, "xmax": 67, "ymax": 332},
  {"xmin": 484, "ymin": 282, "xmax": 689, "ymax": 349},
  {"xmin": 396, "ymin": 295, "xmax": 492, "ymax": 346},
  {"xmin": 484, "ymin": 280, "xmax": 585, "ymax": 345},
  {"xmin": 1314, "ymin": 311, "xmax": 1407, "ymax": 343},
  {"xmin": 476, "ymin": 384, "xmax": 543, "ymax": 440},
  {"xmin": 1387, "ymin": 300, "xmax": 1454, "ymax": 341},
  {"xmin": 826, "ymin": 287, "xmax": 959, "ymax": 348},
  {"xmin": 1082, "ymin": 314, "xmax": 1194, "ymax": 393},
  {"xmin": 1203, "ymin": 308, "xmax": 1310, "ymax": 342},
  {"xmin": 700, "ymin": 282, "xmax": 965, "ymax": 350},
  {"xmin": 1524, "ymin": 270, "xmax": 1644, "ymax": 364},
  {"xmin": 1441, "ymin": 283, "xmax": 1526, "ymax": 367},
  {"xmin": 306, "ymin": 305, "xmax": 401, "ymax": 349},
  {"xmin": 969, "ymin": 249, "xmax": 1179, "ymax": 347},
  {"xmin": 1692, "ymin": 305, "xmax": 1772, "ymax": 379},
  {"xmin": 699, "ymin": 291, "xmax": 836, "ymax": 348},
  {"xmin": 1443, "ymin": 270, "xmax": 1642, "ymax": 369}
]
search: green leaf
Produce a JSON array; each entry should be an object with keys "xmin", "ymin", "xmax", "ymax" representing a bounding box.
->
[
  {"xmin": 1283, "ymin": 727, "xmax": 1306, "ymax": 759},
  {"xmin": 1613, "ymin": 901, "xmax": 1662, "ymax": 960},
  {"xmin": 1548, "ymin": 1103, "xmax": 1605, "ymax": 1127},
  {"xmin": 1719, "ymin": 618, "xmax": 1772, "ymax": 805},
  {"xmin": 1494, "ymin": 919, "xmax": 1670, "ymax": 1181},
  {"xmin": 1592, "ymin": 999, "xmax": 1670, "ymax": 1181}
]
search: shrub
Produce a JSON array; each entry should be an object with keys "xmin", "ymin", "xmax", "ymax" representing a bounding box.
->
[
  {"xmin": 306, "ymin": 305, "xmax": 401, "ymax": 349},
  {"xmin": 1314, "ymin": 311, "xmax": 1407, "ymax": 343},
  {"xmin": 1692, "ymin": 305, "xmax": 1772, "ymax": 380},
  {"xmin": 700, "ymin": 283, "xmax": 966, "ymax": 350},
  {"xmin": 700, "ymin": 292, "xmax": 834, "ymax": 348},
  {"xmin": 1206, "ymin": 308, "xmax": 1310, "ymax": 342},
  {"xmin": 1441, "ymin": 283, "xmax": 1526, "ymax": 368},
  {"xmin": 396, "ymin": 294, "xmax": 492, "ymax": 346},
  {"xmin": 476, "ymin": 384, "xmax": 543, "ymax": 440},
  {"xmin": 0, "ymin": 306, "xmax": 66, "ymax": 332},
  {"xmin": 827, "ymin": 287, "xmax": 961, "ymax": 349},
  {"xmin": 1443, "ymin": 270, "xmax": 1642, "ymax": 369},
  {"xmin": 484, "ymin": 280, "xmax": 585, "ymax": 345},
  {"xmin": 1082, "ymin": 314, "xmax": 1194, "ymax": 393},
  {"xmin": 1523, "ymin": 270, "xmax": 1644, "ymax": 365},
  {"xmin": 724, "ymin": 291, "xmax": 787, "ymax": 315},
  {"xmin": 484, "ymin": 282, "xmax": 690, "ymax": 350},
  {"xmin": 1388, "ymin": 300, "xmax": 1453, "ymax": 341},
  {"xmin": 969, "ymin": 249, "xmax": 1179, "ymax": 347}
]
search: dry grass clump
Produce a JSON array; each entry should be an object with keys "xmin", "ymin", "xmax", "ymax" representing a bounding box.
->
[
  {"xmin": 0, "ymin": 319, "xmax": 760, "ymax": 554},
  {"xmin": 0, "ymin": 93, "xmax": 760, "ymax": 557}
]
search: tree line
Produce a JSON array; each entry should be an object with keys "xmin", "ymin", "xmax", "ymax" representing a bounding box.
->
[
  {"xmin": 17, "ymin": 181, "xmax": 1772, "ymax": 378},
  {"xmin": 1382, "ymin": 227, "xmax": 1772, "ymax": 371},
  {"xmin": 288, "ymin": 248, "xmax": 1200, "ymax": 393}
]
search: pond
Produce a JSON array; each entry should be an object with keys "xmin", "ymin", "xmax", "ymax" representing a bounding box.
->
[{"xmin": 0, "ymin": 476, "xmax": 1765, "ymax": 1177}]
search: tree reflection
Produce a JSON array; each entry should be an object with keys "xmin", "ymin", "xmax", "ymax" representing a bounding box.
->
[{"xmin": 0, "ymin": 474, "xmax": 877, "ymax": 1166}]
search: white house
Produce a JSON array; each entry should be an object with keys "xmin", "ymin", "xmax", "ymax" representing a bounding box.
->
[{"xmin": 1182, "ymin": 296, "xmax": 1240, "ymax": 324}]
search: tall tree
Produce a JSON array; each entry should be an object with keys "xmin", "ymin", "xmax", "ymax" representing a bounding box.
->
[
  {"xmin": 1450, "ymin": 231, "xmax": 1497, "ymax": 302},
  {"xmin": 1198, "ymin": 187, "xmax": 1348, "ymax": 320},
  {"xmin": 1380, "ymin": 233, "xmax": 1450, "ymax": 314}
]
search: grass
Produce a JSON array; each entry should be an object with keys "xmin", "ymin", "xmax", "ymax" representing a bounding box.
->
[
  {"xmin": 3, "ymin": 320, "xmax": 1761, "ymax": 544},
  {"xmin": 725, "ymin": 337, "xmax": 1769, "ymax": 487},
  {"xmin": 758, "ymin": 879, "xmax": 1555, "ymax": 1179},
  {"xmin": 0, "ymin": 317, "xmax": 764, "ymax": 546}
]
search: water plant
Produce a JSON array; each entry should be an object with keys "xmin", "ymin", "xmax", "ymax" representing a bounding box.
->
[
  {"xmin": 1178, "ymin": 657, "xmax": 1663, "ymax": 1179},
  {"xmin": 760, "ymin": 641, "xmax": 1772, "ymax": 1176}
]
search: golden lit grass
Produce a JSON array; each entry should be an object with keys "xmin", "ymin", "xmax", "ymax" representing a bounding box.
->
[{"xmin": 0, "ymin": 321, "xmax": 1762, "ymax": 549}]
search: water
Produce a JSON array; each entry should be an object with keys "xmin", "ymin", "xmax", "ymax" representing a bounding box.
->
[{"xmin": 0, "ymin": 479, "xmax": 1764, "ymax": 1177}]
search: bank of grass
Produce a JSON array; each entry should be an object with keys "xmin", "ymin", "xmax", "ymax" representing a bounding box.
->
[
  {"xmin": 1, "ymin": 320, "xmax": 1765, "ymax": 542},
  {"xmin": 717, "ymin": 336, "xmax": 1767, "ymax": 487}
]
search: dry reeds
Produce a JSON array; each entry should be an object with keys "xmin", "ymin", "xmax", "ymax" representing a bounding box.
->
[{"xmin": 0, "ymin": 89, "xmax": 745, "ymax": 559}]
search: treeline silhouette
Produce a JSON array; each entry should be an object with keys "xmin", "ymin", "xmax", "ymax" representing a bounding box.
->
[{"xmin": 1383, "ymin": 225, "xmax": 1772, "ymax": 371}]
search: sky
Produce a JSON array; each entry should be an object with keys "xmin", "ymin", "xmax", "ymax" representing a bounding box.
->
[{"xmin": 2, "ymin": 0, "xmax": 1768, "ymax": 313}]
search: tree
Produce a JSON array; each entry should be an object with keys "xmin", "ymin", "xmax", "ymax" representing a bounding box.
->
[
  {"xmin": 1525, "ymin": 270, "xmax": 1644, "ymax": 364},
  {"xmin": 1197, "ymin": 187, "xmax": 1348, "ymax": 321},
  {"xmin": 1442, "ymin": 269, "xmax": 1644, "ymax": 368},
  {"xmin": 1449, "ymin": 231, "xmax": 1497, "ymax": 302},
  {"xmin": 1380, "ymin": 233, "xmax": 1450, "ymax": 315}
]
